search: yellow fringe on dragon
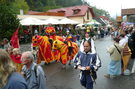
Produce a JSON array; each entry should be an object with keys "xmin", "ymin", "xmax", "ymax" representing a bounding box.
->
[{"xmin": 52, "ymin": 39, "xmax": 79, "ymax": 65}]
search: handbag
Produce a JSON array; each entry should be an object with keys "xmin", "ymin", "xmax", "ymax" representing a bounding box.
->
[
  {"xmin": 90, "ymin": 70, "xmax": 97, "ymax": 80},
  {"xmin": 90, "ymin": 69, "xmax": 97, "ymax": 84}
]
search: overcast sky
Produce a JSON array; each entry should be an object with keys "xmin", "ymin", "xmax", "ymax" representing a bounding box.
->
[{"xmin": 85, "ymin": 0, "xmax": 135, "ymax": 17}]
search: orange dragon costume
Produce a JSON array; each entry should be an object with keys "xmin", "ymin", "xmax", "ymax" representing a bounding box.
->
[
  {"xmin": 46, "ymin": 26, "xmax": 78, "ymax": 64},
  {"xmin": 32, "ymin": 26, "xmax": 62, "ymax": 64},
  {"xmin": 45, "ymin": 25, "xmax": 63, "ymax": 61},
  {"xmin": 32, "ymin": 25, "xmax": 78, "ymax": 65},
  {"xmin": 52, "ymin": 39, "xmax": 78, "ymax": 64},
  {"xmin": 32, "ymin": 35, "xmax": 54, "ymax": 64}
]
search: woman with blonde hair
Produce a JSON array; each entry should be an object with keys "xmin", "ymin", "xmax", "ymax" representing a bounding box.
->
[{"xmin": 0, "ymin": 49, "xmax": 28, "ymax": 89}]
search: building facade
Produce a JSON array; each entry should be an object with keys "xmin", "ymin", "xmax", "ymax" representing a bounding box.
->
[
  {"xmin": 122, "ymin": 8, "xmax": 135, "ymax": 23},
  {"xmin": 48, "ymin": 5, "xmax": 95, "ymax": 24}
]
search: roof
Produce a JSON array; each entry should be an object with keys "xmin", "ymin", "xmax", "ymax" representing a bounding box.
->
[
  {"xmin": 27, "ymin": 11, "xmax": 42, "ymax": 15},
  {"xmin": 94, "ymin": 17, "xmax": 106, "ymax": 26},
  {"xmin": 17, "ymin": 15, "xmax": 65, "ymax": 20},
  {"xmin": 27, "ymin": 11, "xmax": 65, "ymax": 16},
  {"xmin": 122, "ymin": 8, "xmax": 135, "ymax": 16},
  {"xmin": 98, "ymin": 16, "xmax": 113, "ymax": 25},
  {"xmin": 47, "ymin": 5, "xmax": 95, "ymax": 17},
  {"xmin": 99, "ymin": 16, "xmax": 109, "ymax": 21}
]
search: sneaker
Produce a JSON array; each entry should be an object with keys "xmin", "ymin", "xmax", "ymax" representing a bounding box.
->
[{"xmin": 104, "ymin": 74, "xmax": 110, "ymax": 78}]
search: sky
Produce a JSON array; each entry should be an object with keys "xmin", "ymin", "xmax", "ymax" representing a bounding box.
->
[{"xmin": 85, "ymin": 0, "xmax": 135, "ymax": 18}]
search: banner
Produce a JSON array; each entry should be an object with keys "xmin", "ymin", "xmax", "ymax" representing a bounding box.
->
[{"xmin": 10, "ymin": 28, "xmax": 20, "ymax": 48}]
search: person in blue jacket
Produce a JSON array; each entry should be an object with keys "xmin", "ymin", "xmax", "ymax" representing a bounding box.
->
[
  {"xmin": 0, "ymin": 49, "xmax": 28, "ymax": 89},
  {"xmin": 21, "ymin": 51, "xmax": 47, "ymax": 89},
  {"xmin": 74, "ymin": 40, "xmax": 101, "ymax": 89}
]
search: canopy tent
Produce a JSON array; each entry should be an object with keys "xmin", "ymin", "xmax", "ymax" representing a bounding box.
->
[
  {"xmin": 86, "ymin": 19, "xmax": 101, "ymax": 25},
  {"xmin": 76, "ymin": 23, "xmax": 86, "ymax": 29},
  {"xmin": 43, "ymin": 18, "xmax": 60, "ymax": 25},
  {"xmin": 59, "ymin": 18, "xmax": 79, "ymax": 24},
  {"xmin": 76, "ymin": 23, "xmax": 85, "ymax": 27},
  {"xmin": 20, "ymin": 17, "xmax": 44, "ymax": 25},
  {"xmin": 107, "ymin": 24, "xmax": 112, "ymax": 27}
]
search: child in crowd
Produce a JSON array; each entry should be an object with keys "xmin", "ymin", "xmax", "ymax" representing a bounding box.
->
[{"xmin": 3, "ymin": 38, "xmax": 11, "ymax": 50}]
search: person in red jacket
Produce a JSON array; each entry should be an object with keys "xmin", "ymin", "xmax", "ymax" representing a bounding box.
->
[{"xmin": 11, "ymin": 48, "xmax": 23, "ymax": 73}]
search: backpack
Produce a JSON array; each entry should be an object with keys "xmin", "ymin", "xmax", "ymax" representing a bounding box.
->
[
  {"xmin": 90, "ymin": 54, "xmax": 101, "ymax": 84},
  {"xmin": 34, "ymin": 65, "xmax": 38, "ymax": 78},
  {"xmin": 34, "ymin": 65, "xmax": 46, "ymax": 79}
]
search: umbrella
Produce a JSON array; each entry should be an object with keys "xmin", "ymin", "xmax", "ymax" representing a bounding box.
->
[
  {"xmin": 107, "ymin": 24, "xmax": 112, "ymax": 27},
  {"xmin": 20, "ymin": 17, "xmax": 44, "ymax": 25},
  {"xmin": 59, "ymin": 18, "xmax": 79, "ymax": 24},
  {"xmin": 42, "ymin": 18, "xmax": 60, "ymax": 25},
  {"xmin": 76, "ymin": 23, "xmax": 85, "ymax": 27},
  {"xmin": 87, "ymin": 19, "xmax": 101, "ymax": 25}
]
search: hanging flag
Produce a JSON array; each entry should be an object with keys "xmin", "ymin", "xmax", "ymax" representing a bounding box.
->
[{"xmin": 10, "ymin": 28, "xmax": 20, "ymax": 48}]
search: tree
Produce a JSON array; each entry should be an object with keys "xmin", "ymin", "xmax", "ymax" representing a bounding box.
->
[
  {"xmin": 0, "ymin": 3, "xmax": 20, "ymax": 41},
  {"xmin": 43, "ymin": 5, "xmax": 62, "ymax": 11},
  {"xmin": 25, "ymin": 0, "xmax": 83, "ymax": 11},
  {"xmin": 83, "ymin": 1, "xmax": 111, "ymax": 18},
  {"xmin": 92, "ymin": 6, "xmax": 111, "ymax": 18},
  {"xmin": 11, "ymin": 0, "xmax": 29, "ymax": 14},
  {"xmin": 26, "ymin": 0, "xmax": 47, "ymax": 11},
  {"xmin": 0, "ymin": 0, "xmax": 15, "ymax": 4},
  {"xmin": 43, "ymin": 0, "xmax": 61, "ymax": 11}
]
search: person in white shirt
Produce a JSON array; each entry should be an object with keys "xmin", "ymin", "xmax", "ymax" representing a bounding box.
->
[
  {"xmin": 80, "ymin": 33, "xmax": 96, "ymax": 53},
  {"xmin": 119, "ymin": 34, "xmax": 128, "ymax": 47}
]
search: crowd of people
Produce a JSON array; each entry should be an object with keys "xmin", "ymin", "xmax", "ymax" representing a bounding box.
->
[
  {"xmin": 0, "ymin": 49, "xmax": 47, "ymax": 89},
  {"xmin": 0, "ymin": 23, "xmax": 135, "ymax": 89},
  {"xmin": 0, "ymin": 25, "xmax": 101, "ymax": 89},
  {"xmin": 105, "ymin": 25, "xmax": 135, "ymax": 78}
]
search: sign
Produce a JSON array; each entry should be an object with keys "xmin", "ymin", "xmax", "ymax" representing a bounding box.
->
[{"xmin": 116, "ymin": 16, "xmax": 122, "ymax": 22}]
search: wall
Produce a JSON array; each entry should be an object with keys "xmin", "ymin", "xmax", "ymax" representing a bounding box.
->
[{"xmin": 68, "ymin": 16, "xmax": 83, "ymax": 24}]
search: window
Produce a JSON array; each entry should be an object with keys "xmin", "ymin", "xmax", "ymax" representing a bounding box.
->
[
  {"xmin": 73, "ymin": 9, "xmax": 80, "ymax": 14},
  {"xmin": 87, "ymin": 11, "xmax": 89, "ymax": 20}
]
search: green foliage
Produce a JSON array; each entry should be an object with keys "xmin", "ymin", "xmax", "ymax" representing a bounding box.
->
[
  {"xmin": 26, "ymin": 0, "xmax": 47, "ymax": 11},
  {"xmin": 43, "ymin": 5, "xmax": 62, "ymax": 11},
  {"xmin": 25, "ymin": 0, "xmax": 83, "ymax": 11},
  {"xmin": 55, "ymin": 0, "xmax": 83, "ymax": 7},
  {"xmin": 110, "ymin": 17, "xmax": 116, "ymax": 25},
  {"xmin": 92, "ymin": 6, "xmax": 110, "ymax": 18},
  {"xmin": 83, "ymin": 1, "xmax": 111, "ymax": 18},
  {"xmin": 0, "ymin": 0, "xmax": 15, "ymax": 4},
  {"xmin": 0, "ymin": 4, "xmax": 20, "ymax": 41},
  {"xmin": 11, "ymin": 0, "xmax": 29, "ymax": 14}
]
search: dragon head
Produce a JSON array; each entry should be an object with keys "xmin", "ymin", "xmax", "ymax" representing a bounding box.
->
[{"xmin": 32, "ymin": 35, "xmax": 41, "ymax": 47}]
